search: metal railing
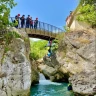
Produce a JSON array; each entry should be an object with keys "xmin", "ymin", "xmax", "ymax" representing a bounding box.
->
[
  {"xmin": 0, "ymin": 17, "xmax": 64, "ymax": 37},
  {"xmin": 10, "ymin": 17, "xmax": 63, "ymax": 32}
]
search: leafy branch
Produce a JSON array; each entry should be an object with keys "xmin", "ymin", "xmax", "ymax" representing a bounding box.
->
[{"xmin": 77, "ymin": 0, "xmax": 96, "ymax": 27}]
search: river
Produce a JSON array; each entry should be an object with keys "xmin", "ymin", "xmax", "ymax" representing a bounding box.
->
[{"xmin": 30, "ymin": 73, "xmax": 74, "ymax": 96}]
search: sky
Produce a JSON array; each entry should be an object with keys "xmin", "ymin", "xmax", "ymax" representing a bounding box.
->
[{"xmin": 10, "ymin": 0, "xmax": 79, "ymax": 29}]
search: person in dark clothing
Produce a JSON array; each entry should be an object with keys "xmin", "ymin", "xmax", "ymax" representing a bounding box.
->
[
  {"xmin": 26, "ymin": 15, "xmax": 30, "ymax": 28},
  {"xmin": 34, "ymin": 18, "xmax": 38, "ymax": 29},
  {"xmin": 36, "ymin": 18, "xmax": 38, "ymax": 29},
  {"xmin": 30, "ymin": 17, "xmax": 33, "ymax": 29},
  {"xmin": 46, "ymin": 39, "xmax": 52, "ymax": 47},
  {"xmin": 34, "ymin": 20, "xmax": 36, "ymax": 29},
  {"xmin": 49, "ymin": 40, "xmax": 52, "ymax": 47},
  {"xmin": 67, "ymin": 83, "xmax": 72, "ymax": 91},
  {"xmin": 20, "ymin": 15, "xmax": 25, "ymax": 28}
]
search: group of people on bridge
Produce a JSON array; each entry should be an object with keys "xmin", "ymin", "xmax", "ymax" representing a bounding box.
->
[{"xmin": 13, "ymin": 14, "xmax": 38, "ymax": 29}]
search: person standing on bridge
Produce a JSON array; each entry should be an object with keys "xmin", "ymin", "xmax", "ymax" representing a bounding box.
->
[
  {"xmin": 20, "ymin": 15, "xmax": 25, "ymax": 28},
  {"xmin": 30, "ymin": 17, "xmax": 33, "ymax": 29},
  {"xmin": 15, "ymin": 14, "xmax": 20, "ymax": 28},
  {"xmin": 26, "ymin": 15, "xmax": 30, "ymax": 28},
  {"xmin": 14, "ymin": 16, "xmax": 19, "ymax": 28},
  {"xmin": 34, "ymin": 18, "xmax": 38, "ymax": 29}
]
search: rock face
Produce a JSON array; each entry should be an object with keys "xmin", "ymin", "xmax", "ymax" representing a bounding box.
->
[
  {"xmin": 0, "ymin": 28, "xmax": 39, "ymax": 96},
  {"xmin": 37, "ymin": 52, "xmax": 68, "ymax": 82},
  {"xmin": 31, "ymin": 60, "xmax": 39, "ymax": 85},
  {"xmin": 69, "ymin": 71, "xmax": 96, "ymax": 96},
  {"xmin": 57, "ymin": 29, "xmax": 96, "ymax": 95},
  {"xmin": 38, "ymin": 63, "xmax": 66, "ymax": 82},
  {"xmin": 43, "ymin": 29, "xmax": 96, "ymax": 95}
]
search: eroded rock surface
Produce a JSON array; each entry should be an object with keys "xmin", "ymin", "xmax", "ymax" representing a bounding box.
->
[
  {"xmin": 43, "ymin": 29, "xmax": 96, "ymax": 95},
  {"xmin": 0, "ymin": 28, "xmax": 38, "ymax": 96}
]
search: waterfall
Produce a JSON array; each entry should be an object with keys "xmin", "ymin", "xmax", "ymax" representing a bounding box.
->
[
  {"xmin": 39, "ymin": 73, "xmax": 61, "ymax": 85},
  {"xmin": 39, "ymin": 73, "xmax": 46, "ymax": 80}
]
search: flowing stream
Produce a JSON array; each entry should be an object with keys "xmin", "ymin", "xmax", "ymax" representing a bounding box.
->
[{"xmin": 30, "ymin": 73, "xmax": 74, "ymax": 96}]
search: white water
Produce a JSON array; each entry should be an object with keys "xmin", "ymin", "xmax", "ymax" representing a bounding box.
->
[
  {"xmin": 39, "ymin": 73, "xmax": 46, "ymax": 80},
  {"xmin": 39, "ymin": 73, "xmax": 62, "ymax": 85}
]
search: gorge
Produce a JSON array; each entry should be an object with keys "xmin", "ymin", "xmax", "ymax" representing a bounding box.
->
[{"xmin": 0, "ymin": 27, "xmax": 95, "ymax": 96}]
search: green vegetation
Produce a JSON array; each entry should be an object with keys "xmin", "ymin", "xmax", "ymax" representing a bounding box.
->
[
  {"xmin": 51, "ymin": 39, "xmax": 59, "ymax": 52},
  {"xmin": 29, "ymin": 39, "xmax": 59, "ymax": 60},
  {"xmin": 77, "ymin": 0, "xmax": 96, "ymax": 27},
  {"xmin": 57, "ymin": 32, "xmax": 65, "ymax": 44},
  {"xmin": 3, "ymin": 31, "xmax": 21, "ymax": 44},
  {"xmin": 4, "ymin": 46, "xmax": 10, "ymax": 53},
  {"xmin": 0, "ymin": 0, "xmax": 17, "ymax": 30},
  {"xmin": 30, "ymin": 40, "xmax": 48, "ymax": 60},
  {"xmin": 64, "ymin": 26, "xmax": 70, "ymax": 32}
]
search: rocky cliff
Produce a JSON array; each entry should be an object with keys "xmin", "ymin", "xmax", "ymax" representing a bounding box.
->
[
  {"xmin": 0, "ymin": 28, "xmax": 39, "ymax": 96},
  {"xmin": 57, "ymin": 29, "xmax": 96, "ymax": 95},
  {"xmin": 41, "ymin": 28, "xmax": 96, "ymax": 95}
]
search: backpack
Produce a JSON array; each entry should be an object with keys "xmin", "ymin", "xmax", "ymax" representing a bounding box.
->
[{"xmin": 30, "ymin": 20, "xmax": 33, "ymax": 24}]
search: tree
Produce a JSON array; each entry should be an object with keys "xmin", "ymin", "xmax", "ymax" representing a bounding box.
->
[
  {"xmin": 0, "ymin": 0, "xmax": 17, "ymax": 30},
  {"xmin": 30, "ymin": 40, "xmax": 48, "ymax": 60},
  {"xmin": 79, "ymin": 0, "xmax": 95, "ymax": 5},
  {"xmin": 77, "ymin": 0, "xmax": 96, "ymax": 27}
]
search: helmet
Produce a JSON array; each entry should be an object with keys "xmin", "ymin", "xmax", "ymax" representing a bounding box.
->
[{"xmin": 18, "ymin": 14, "xmax": 20, "ymax": 16}]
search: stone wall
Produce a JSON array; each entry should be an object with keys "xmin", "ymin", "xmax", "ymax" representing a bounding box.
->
[
  {"xmin": 66, "ymin": 13, "xmax": 91, "ymax": 31},
  {"xmin": 70, "ymin": 16, "xmax": 91, "ymax": 31}
]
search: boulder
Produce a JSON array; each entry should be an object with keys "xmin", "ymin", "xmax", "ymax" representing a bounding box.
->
[
  {"xmin": 38, "ymin": 64, "xmax": 66, "ymax": 82},
  {"xmin": 69, "ymin": 71, "xmax": 96, "ymax": 96},
  {"xmin": 31, "ymin": 60, "xmax": 39, "ymax": 85}
]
